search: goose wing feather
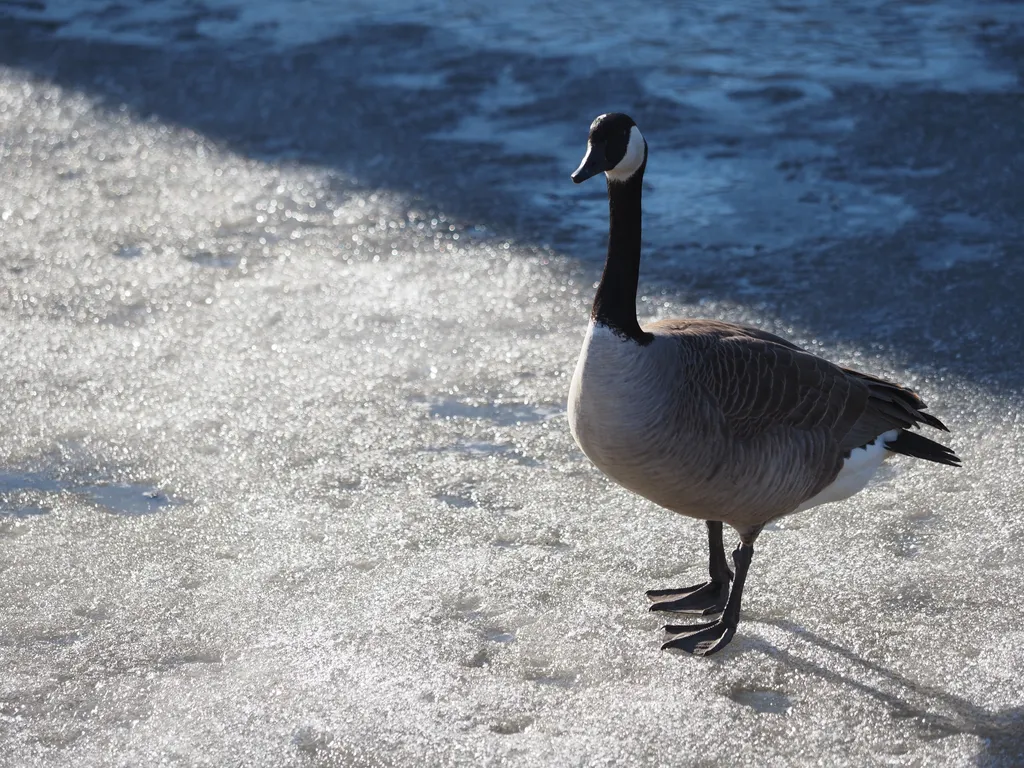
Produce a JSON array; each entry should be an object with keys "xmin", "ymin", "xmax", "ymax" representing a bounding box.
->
[{"xmin": 646, "ymin": 319, "xmax": 945, "ymax": 454}]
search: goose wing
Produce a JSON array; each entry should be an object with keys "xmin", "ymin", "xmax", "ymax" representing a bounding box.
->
[
  {"xmin": 651, "ymin": 320, "xmax": 948, "ymax": 454},
  {"xmin": 647, "ymin": 318, "xmax": 805, "ymax": 352}
]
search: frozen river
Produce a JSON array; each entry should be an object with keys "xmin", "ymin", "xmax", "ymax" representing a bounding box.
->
[{"xmin": 1, "ymin": 1, "xmax": 1023, "ymax": 765}]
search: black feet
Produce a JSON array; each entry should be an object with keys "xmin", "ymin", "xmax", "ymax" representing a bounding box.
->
[
  {"xmin": 661, "ymin": 619, "xmax": 737, "ymax": 657},
  {"xmin": 647, "ymin": 521, "xmax": 732, "ymax": 616},
  {"xmin": 652, "ymin": 535, "xmax": 757, "ymax": 658},
  {"xmin": 646, "ymin": 580, "xmax": 729, "ymax": 615}
]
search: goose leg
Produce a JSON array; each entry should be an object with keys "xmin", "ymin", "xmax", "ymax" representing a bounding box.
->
[
  {"xmin": 661, "ymin": 538, "xmax": 756, "ymax": 657},
  {"xmin": 647, "ymin": 521, "xmax": 732, "ymax": 615}
]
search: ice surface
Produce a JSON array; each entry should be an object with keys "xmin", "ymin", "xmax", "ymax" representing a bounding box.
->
[{"xmin": 1, "ymin": 2, "xmax": 1024, "ymax": 766}]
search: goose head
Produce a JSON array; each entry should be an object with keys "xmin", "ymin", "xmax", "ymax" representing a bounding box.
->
[{"xmin": 571, "ymin": 113, "xmax": 647, "ymax": 184}]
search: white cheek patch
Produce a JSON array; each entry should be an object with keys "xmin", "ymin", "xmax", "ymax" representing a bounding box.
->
[{"xmin": 605, "ymin": 126, "xmax": 647, "ymax": 182}]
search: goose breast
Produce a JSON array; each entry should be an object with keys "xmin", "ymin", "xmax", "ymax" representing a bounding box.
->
[{"xmin": 568, "ymin": 322, "xmax": 840, "ymax": 528}]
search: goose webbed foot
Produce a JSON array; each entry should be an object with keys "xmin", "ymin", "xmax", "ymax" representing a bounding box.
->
[
  {"xmin": 647, "ymin": 520, "xmax": 732, "ymax": 615},
  {"xmin": 661, "ymin": 619, "xmax": 737, "ymax": 657},
  {"xmin": 646, "ymin": 580, "xmax": 729, "ymax": 615},
  {"xmin": 657, "ymin": 538, "xmax": 756, "ymax": 657}
]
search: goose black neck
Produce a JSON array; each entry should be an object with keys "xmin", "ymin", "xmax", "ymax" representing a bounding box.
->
[{"xmin": 592, "ymin": 170, "xmax": 651, "ymax": 344}]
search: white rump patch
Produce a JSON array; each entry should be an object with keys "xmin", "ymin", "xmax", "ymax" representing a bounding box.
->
[
  {"xmin": 796, "ymin": 429, "xmax": 899, "ymax": 513},
  {"xmin": 605, "ymin": 126, "xmax": 647, "ymax": 182}
]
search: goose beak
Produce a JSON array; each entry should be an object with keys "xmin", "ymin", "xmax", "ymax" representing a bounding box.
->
[{"xmin": 571, "ymin": 143, "xmax": 609, "ymax": 183}]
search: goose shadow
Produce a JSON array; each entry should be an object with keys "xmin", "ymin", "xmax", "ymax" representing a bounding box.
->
[
  {"xmin": 0, "ymin": 10, "xmax": 1022, "ymax": 394},
  {"xmin": 743, "ymin": 618, "xmax": 1024, "ymax": 767}
]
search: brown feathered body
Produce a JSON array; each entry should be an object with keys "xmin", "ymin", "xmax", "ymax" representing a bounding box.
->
[{"xmin": 567, "ymin": 317, "xmax": 957, "ymax": 537}]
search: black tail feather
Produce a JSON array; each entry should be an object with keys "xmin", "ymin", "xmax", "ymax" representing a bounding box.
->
[
  {"xmin": 915, "ymin": 411, "xmax": 949, "ymax": 432},
  {"xmin": 885, "ymin": 429, "xmax": 961, "ymax": 467},
  {"xmin": 843, "ymin": 367, "xmax": 952, "ymax": 434}
]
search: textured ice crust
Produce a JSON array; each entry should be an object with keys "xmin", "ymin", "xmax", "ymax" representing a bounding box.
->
[{"xmin": 2, "ymin": 4, "xmax": 1024, "ymax": 767}]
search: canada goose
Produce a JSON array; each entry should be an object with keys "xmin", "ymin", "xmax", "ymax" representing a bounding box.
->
[{"xmin": 567, "ymin": 113, "xmax": 960, "ymax": 657}]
